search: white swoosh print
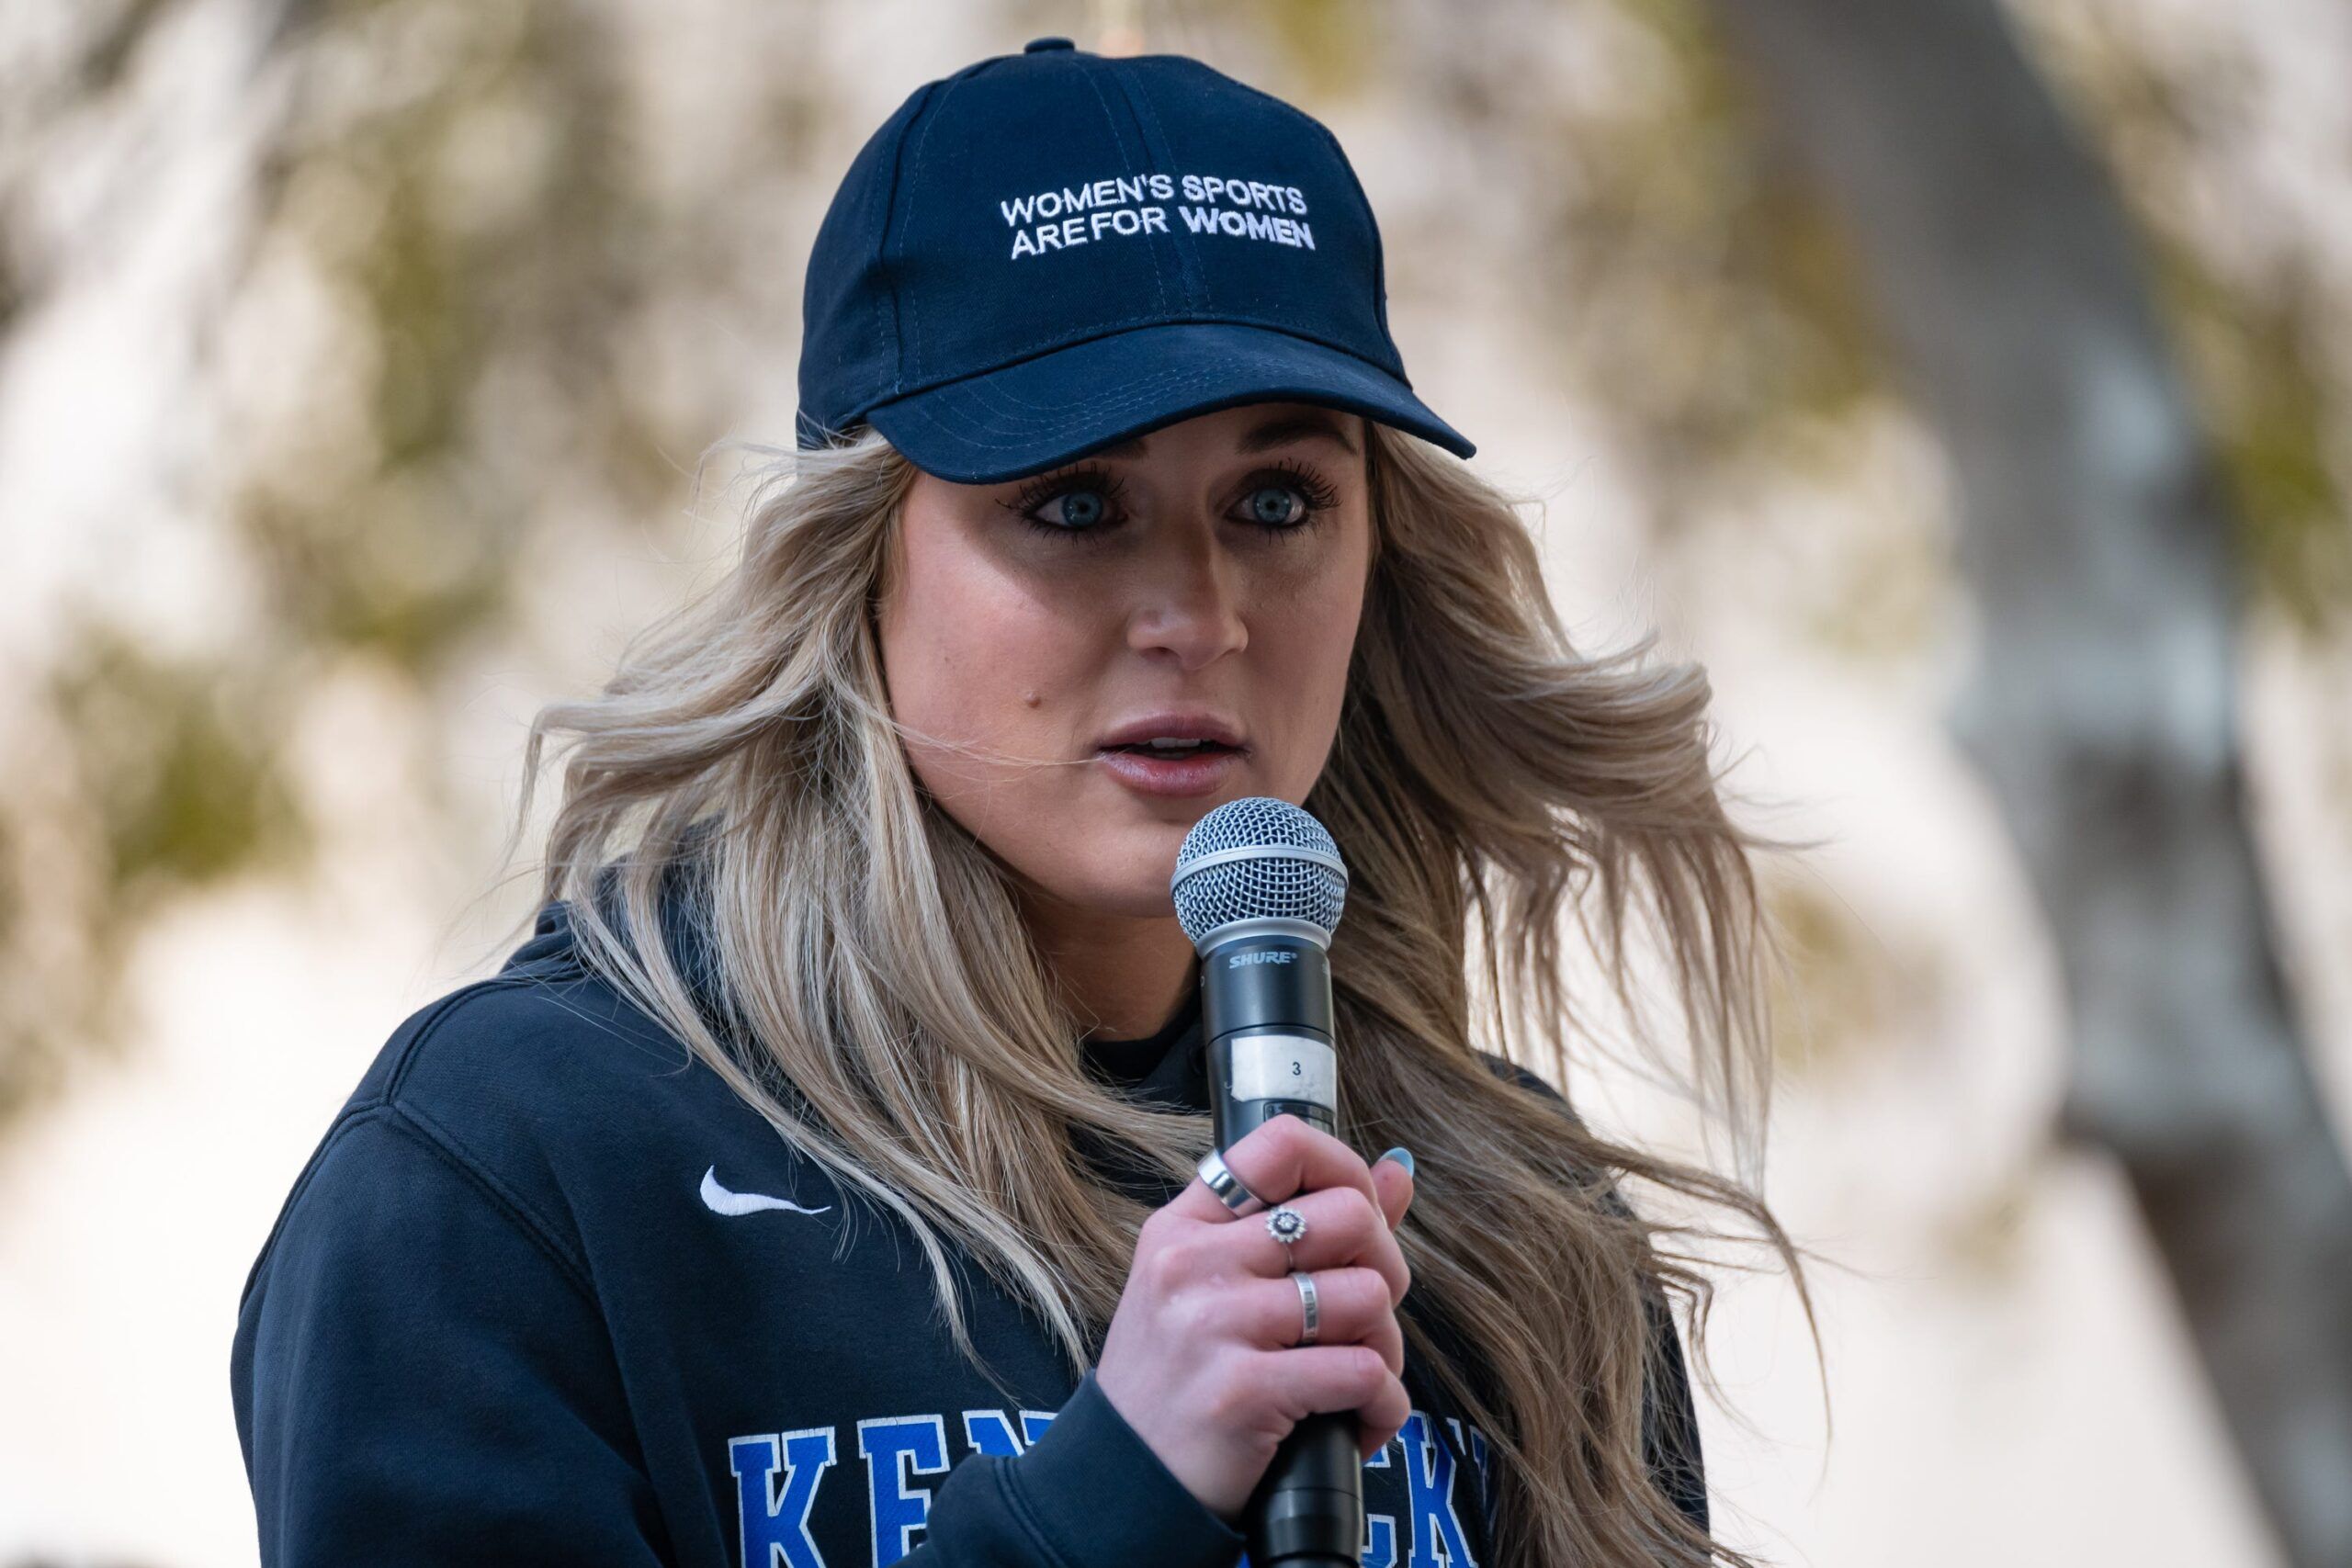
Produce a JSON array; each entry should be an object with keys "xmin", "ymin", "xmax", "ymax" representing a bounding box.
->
[{"xmin": 699, "ymin": 1166, "xmax": 832, "ymax": 1218}]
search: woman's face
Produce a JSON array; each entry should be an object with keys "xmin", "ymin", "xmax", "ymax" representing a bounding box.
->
[{"xmin": 874, "ymin": 400, "xmax": 1374, "ymax": 923}]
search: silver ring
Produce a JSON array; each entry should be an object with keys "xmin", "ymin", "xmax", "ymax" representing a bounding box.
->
[
  {"xmin": 1195, "ymin": 1148, "xmax": 1267, "ymax": 1217},
  {"xmin": 1290, "ymin": 1269, "xmax": 1320, "ymax": 1347},
  {"xmin": 1265, "ymin": 1204, "xmax": 1307, "ymax": 1250}
]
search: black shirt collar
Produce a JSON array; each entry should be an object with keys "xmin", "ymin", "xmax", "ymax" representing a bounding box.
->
[{"xmin": 1080, "ymin": 984, "xmax": 1208, "ymax": 1114}]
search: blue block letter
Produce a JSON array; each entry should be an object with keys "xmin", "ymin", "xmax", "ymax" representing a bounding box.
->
[
  {"xmin": 1400, "ymin": 1413, "xmax": 1480, "ymax": 1567},
  {"xmin": 858, "ymin": 1414, "xmax": 949, "ymax": 1566},
  {"xmin": 729, "ymin": 1427, "xmax": 836, "ymax": 1568}
]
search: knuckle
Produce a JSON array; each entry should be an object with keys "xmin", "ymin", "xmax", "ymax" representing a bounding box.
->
[
  {"xmin": 1324, "ymin": 1190, "xmax": 1378, "ymax": 1255},
  {"xmin": 1166, "ymin": 1284, "xmax": 1219, "ymax": 1345},
  {"xmin": 1138, "ymin": 1235, "xmax": 1194, "ymax": 1294},
  {"xmin": 1266, "ymin": 1114, "xmax": 1308, "ymax": 1158},
  {"xmin": 1143, "ymin": 1202, "xmax": 1195, "ymax": 1252},
  {"xmin": 1230, "ymin": 1122, "xmax": 1288, "ymax": 1189},
  {"xmin": 1337, "ymin": 1266, "xmax": 1387, "ymax": 1311}
]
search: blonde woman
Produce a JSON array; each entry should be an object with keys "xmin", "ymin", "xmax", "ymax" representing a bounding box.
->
[{"xmin": 232, "ymin": 37, "xmax": 1813, "ymax": 1568}]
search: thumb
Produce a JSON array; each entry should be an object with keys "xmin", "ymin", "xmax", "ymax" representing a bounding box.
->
[{"xmin": 1371, "ymin": 1146, "xmax": 1417, "ymax": 1230}]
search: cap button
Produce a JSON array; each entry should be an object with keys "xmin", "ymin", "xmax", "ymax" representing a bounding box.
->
[{"xmin": 1023, "ymin": 36, "xmax": 1077, "ymax": 52}]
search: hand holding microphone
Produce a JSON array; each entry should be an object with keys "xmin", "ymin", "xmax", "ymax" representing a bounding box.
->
[
  {"xmin": 1095, "ymin": 797, "xmax": 1390, "ymax": 1565},
  {"xmin": 1095, "ymin": 1118, "xmax": 1418, "ymax": 1523}
]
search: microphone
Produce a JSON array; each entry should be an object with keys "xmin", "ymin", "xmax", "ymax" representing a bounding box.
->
[{"xmin": 1170, "ymin": 796, "xmax": 1360, "ymax": 1568}]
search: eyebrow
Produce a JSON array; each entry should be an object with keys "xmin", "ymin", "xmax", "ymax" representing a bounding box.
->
[{"xmin": 1073, "ymin": 410, "xmax": 1363, "ymax": 464}]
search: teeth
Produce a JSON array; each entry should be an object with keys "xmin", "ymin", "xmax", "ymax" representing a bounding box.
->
[{"xmin": 1146, "ymin": 738, "xmax": 1206, "ymax": 750}]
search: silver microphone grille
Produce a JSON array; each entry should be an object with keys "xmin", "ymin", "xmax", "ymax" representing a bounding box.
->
[{"xmin": 1170, "ymin": 796, "xmax": 1348, "ymax": 946}]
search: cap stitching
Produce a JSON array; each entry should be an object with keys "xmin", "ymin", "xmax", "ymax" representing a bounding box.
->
[
  {"xmin": 944, "ymin": 365, "xmax": 1250, "ymax": 425},
  {"xmin": 899, "ymin": 377, "xmax": 1469, "ymax": 459},
  {"xmin": 1304, "ymin": 114, "xmax": 1402, "ymax": 367},
  {"xmin": 966, "ymin": 321, "xmax": 1405, "ymax": 405},
  {"xmin": 887, "ymin": 52, "xmax": 1026, "ymax": 389},
  {"xmin": 863, "ymin": 347, "xmax": 1384, "ymax": 437},
  {"xmin": 881, "ymin": 361, "xmax": 1442, "ymax": 447},
  {"xmin": 1103, "ymin": 60, "xmax": 1202, "ymax": 310},
  {"xmin": 1077, "ymin": 68, "xmax": 1172, "ymax": 318},
  {"xmin": 875, "ymin": 80, "xmax": 946, "ymax": 404},
  {"xmin": 949, "ymin": 344, "xmax": 1395, "ymax": 423},
  {"xmin": 897, "ymin": 73, "xmax": 975, "ymax": 386},
  {"xmin": 944, "ymin": 368, "xmax": 1238, "ymax": 431},
  {"xmin": 1189, "ymin": 56, "xmax": 1409, "ymax": 374},
  {"xmin": 843, "ymin": 311, "xmax": 1407, "ymax": 426},
  {"xmin": 878, "ymin": 369, "xmax": 1255, "ymax": 444},
  {"xmin": 877, "ymin": 378, "xmax": 1458, "ymax": 462}
]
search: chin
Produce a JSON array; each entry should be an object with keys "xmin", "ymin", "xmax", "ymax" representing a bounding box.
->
[
  {"xmin": 1092, "ymin": 870, "xmax": 1194, "ymax": 921},
  {"xmin": 1019, "ymin": 851, "xmax": 1191, "ymax": 922}
]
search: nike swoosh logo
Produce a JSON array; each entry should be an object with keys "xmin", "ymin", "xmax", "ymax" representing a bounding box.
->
[{"xmin": 700, "ymin": 1166, "xmax": 832, "ymax": 1218}]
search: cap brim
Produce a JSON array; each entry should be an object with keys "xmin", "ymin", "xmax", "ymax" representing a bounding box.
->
[{"xmin": 860, "ymin": 322, "xmax": 1475, "ymax": 484}]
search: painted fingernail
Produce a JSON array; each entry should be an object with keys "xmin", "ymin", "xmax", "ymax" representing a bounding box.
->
[{"xmin": 1375, "ymin": 1145, "xmax": 1415, "ymax": 1179}]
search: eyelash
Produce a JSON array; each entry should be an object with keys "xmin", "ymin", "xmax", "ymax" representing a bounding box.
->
[{"xmin": 997, "ymin": 460, "xmax": 1342, "ymax": 541}]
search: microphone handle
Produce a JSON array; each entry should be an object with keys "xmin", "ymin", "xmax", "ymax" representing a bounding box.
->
[{"xmin": 1202, "ymin": 935, "xmax": 1363, "ymax": 1568}]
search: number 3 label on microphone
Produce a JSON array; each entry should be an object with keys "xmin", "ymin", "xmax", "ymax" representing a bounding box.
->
[{"xmin": 1228, "ymin": 1032, "xmax": 1338, "ymax": 1110}]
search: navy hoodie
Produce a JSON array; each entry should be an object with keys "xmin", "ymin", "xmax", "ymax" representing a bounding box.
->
[{"xmin": 232, "ymin": 886, "xmax": 1707, "ymax": 1567}]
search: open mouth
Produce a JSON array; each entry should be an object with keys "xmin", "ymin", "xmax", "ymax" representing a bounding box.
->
[
  {"xmin": 1101, "ymin": 740, "xmax": 1241, "ymax": 756},
  {"xmin": 1093, "ymin": 739, "xmax": 1246, "ymax": 797}
]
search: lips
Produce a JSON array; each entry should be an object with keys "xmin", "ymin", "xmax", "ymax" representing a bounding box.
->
[
  {"xmin": 1095, "ymin": 713, "xmax": 1249, "ymax": 750},
  {"xmin": 1092, "ymin": 713, "xmax": 1250, "ymax": 799},
  {"xmin": 1093, "ymin": 742, "xmax": 1245, "ymax": 799},
  {"xmin": 1102, "ymin": 739, "xmax": 1239, "ymax": 755}
]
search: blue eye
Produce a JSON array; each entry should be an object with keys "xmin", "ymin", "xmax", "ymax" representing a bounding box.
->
[
  {"xmin": 1041, "ymin": 488, "xmax": 1110, "ymax": 529},
  {"xmin": 1002, "ymin": 466, "xmax": 1129, "ymax": 536},
  {"xmin": 996, "ymin": 461, "xmax": 1342, "ymax": 540},
  {"xmin": 1232, "ymin": 464, "xmax": 1340, "ymax": 530},
  {"xmin": 1243, "ymin": 483, "xmax": 1306, "ymax": 526}
]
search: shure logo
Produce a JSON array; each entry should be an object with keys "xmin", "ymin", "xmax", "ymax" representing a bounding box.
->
[{"xmin": 1227, "ymin": 951, "xmax": 1296, "ymax": 968}]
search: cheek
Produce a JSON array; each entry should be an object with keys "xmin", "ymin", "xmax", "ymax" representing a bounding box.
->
[
  {"xmin": 877, "ymin": 550, "xmax": 1091, "ymax": 799},
  {"xmin": 1254, "ymin": 550, "xmax": 1369, "ymax": 794}
]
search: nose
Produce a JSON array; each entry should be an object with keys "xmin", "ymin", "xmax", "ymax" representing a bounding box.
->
[{"xmin": 1126, "ymin": 524, "xmax": 1248, "ymax": 671}]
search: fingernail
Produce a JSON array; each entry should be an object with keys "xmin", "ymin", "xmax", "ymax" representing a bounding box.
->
[{"xmin": 1375, "ymin": 1145, "xmax": 1415, "ymax": 1179}]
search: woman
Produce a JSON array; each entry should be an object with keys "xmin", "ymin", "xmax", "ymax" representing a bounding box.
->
[{"xmin": 232, "ymin": 36, "xmax": 1814, "ymax": 1568}]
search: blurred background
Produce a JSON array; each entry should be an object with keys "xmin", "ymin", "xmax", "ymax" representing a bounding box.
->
[{"xmin": 2, "ymin": 0, "xmax": 2347, "ymax": 1564}]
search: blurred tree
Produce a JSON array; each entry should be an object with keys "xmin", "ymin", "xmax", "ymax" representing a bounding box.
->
[
  {"xmin": 0, "ymin": 0, "xmax": 746, "ymax": 1131},
  {"xmin": 1710, "ymin": 0, "xmax": 2352, "ymax": 1562}
]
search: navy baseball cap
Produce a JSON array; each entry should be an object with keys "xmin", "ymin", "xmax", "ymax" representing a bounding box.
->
[{"xmin": 794, "ymin": 36, "xmax": 1476, "ymax": 484}]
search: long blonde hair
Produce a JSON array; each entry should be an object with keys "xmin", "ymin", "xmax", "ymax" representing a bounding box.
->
[{"xmin": 493, "ymin": 418, "xmax": 1821, "ymax": 1568}]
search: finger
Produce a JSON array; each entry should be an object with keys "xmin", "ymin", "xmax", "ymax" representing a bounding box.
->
[
  {"xmin": 1253, "ymin": 1344, "xmax": 1405, "ymax": 1434},
  {"xmin": 1370, "ymin": 1152, "xmax": 1415, "ymax": 1232},
  {"xmin": 1240, "ymin": 1268, "xmax": 1405, "ymax": 1373},
  {"xmin": 1355, "ymin": 1372, "xmax": 1414, "ymax": 1461},
  {"xmin": 1224, "ymin": 1185, "xmax": 1410, "ymax": 1306},
  {"xmin": 1175, "ymin": 1114, "xmax": 1377, "ymax": 1226}
]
